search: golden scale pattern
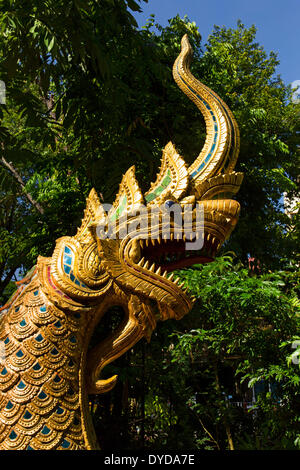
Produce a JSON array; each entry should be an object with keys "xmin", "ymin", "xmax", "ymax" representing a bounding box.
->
[
  {"xmin": 0, "ymin": 35, "xmax": 243, "ymax": 450},
  {"xmin": 0, "ymin": 271, "xmax": 85, "ymax": 450}
]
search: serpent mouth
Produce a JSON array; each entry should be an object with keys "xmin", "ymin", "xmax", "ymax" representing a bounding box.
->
[
  {"xmin": 123, "ymin": 198, "xmax": 241, "ymax": 307},
  {"xmin": 138, "ymin": 234, "xmax": 215, "ymax": 273}
]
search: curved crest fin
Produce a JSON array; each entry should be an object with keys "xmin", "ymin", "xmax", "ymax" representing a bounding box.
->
[{"xmin": 144, "ymin": 142, "xmax": 188, "ymax": 205}]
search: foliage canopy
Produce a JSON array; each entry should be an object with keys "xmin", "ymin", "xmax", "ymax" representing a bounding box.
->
[{"xmin": 0, "ymin": 0, "xmax": 299, "ymax": 450}]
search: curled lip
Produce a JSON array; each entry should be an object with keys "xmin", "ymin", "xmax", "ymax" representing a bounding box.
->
[
  {"xmin": 125, "ymin": 231, "xmax": 220, "ymax": 307},
  {"xmin": 138, "ymin": 235, "xmax": 216, "ymax": 272},
  {"xmin": 115, "ymin": 198, "xmax": 240, "ymax": 308}
]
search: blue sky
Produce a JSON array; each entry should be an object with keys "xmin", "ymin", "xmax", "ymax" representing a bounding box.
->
[{"xmin": 134, "ymin": 0, "xmax": 300, "ymax": 86}]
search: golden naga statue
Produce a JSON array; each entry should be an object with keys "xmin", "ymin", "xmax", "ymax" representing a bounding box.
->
[{"xmin": 0, "ymin": 35, "xmax": 243, "ymax": 450}]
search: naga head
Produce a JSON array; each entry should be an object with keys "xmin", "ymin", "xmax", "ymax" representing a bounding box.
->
[
  {"xmin": 0, "ymin": 35, "xmax": 244, "ymax": 451},
  {"xmin": 41, "ymin": 35, "xmax": 243, "ymax": 402},
  {"xmin": 90, "ymin": 34, "xmax": 243, "ymax": 321}
]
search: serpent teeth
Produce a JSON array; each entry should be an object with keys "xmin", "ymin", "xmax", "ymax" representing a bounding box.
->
[
  {"xmin": 138, "ymin": 257, "xmax": 145, "ymax": 266},
  {"xmin": 162, "ymin": 271, "xmax": 168, "ymax": 278},
  {"xmin": 156, "ymin": 267, "xmax": 162, "ymax": 275},
  {"xmin": 144, "ymin": 260, "xmax": 150, "ymax": 269},
  {"xmin": 151, "ymin": 239, "xmax": 155, "ymax": 246},
  {"xmin": 174, "ymin": 277, "xmax": 180, "ymax": 285},
  {"xmin": 168, "ymin": 273, "xmax": 174, "ymax": 281},
  {"xmin": 150, "ymin": 263, "xmax": 156, "ymax": 272}
]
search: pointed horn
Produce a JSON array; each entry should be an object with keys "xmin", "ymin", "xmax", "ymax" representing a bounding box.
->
[
  {"xmin": 173, "ymin": 35, "xmax": 240, "ymax": 183},
  {"xmin": 76, "ymin": 188, "xmax": 105, "ymax": 240},
  {"xmin": 144, "ymin": 142, "xmax": 189, "ymax": 205},
  {"xmin": 109, "ymin": 165, "xmax": 144, "ymax": 221}
]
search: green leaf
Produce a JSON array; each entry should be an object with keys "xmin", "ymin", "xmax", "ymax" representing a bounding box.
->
[{"xmin": 47, "ymin": 36, "xmax": 55, "ymax": 52}]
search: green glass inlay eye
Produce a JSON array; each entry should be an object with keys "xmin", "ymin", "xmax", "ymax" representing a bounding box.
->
[
  {"xmin": 23, "ymin": 410, "xmax": 32, "ymax": 420},
  {"xmin": 9, "ymin": 430, "xmax": 17, "ymax": 440},
  {"xmin": 61, "ymin": 439, "xmax": 70, "ymax": 449},
  {"xmin": 109, "ymin": 195, "xmax": 127, "ymax": 222},
  {"xmin": 64, "ymin": 264, "xmax": 71, "ymax": 275},
  {"xmin": 17, "ymin": 380, "xmax": 26, "ymax": 390},
  {"xmin": 53, "ymin": 374, "xmax": 61, "ymax": 383},
  {"xmin": 63, "ymin": 254, "xmax": 72, "ymax": 266},
  {"xmin": 69, "ymin": 335, "xmax": 77, "ymax": 344},
  {"xmin": 145, "ymin": 192, "xmax": 155, "ymax": 203},
  {"xmin": 161, "ymin": 171, "xmax": 172, "ymax": 188},
  {"xmin": 145, "ymin": 170, "xmax": 172, "ymax": 202},
  {"xmin": 64, "ymin": 246, "xmax": 71, "ymax": 255},
  {"xmin": 41, "ymin": 425, "xmax": 51, "ymax": 435}
]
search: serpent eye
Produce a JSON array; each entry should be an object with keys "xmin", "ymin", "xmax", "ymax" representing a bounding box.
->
[{"xmin": 164, "ymin": 200, "xmax": 176, "ymax": 209}]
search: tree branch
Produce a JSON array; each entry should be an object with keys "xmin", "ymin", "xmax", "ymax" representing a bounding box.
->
[
  {"xmin": 0, "ymin": 264, "xmax": 19, "ymax": 298},
  {"xmin": 0, "ymin": 156, "xmax": 44, "ymax": 215}
]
